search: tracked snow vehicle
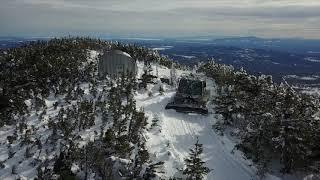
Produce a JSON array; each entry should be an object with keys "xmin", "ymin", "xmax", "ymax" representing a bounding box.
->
[{"xmin": 165, "ymin": 75, "xmax": 209, "ymax": 114}]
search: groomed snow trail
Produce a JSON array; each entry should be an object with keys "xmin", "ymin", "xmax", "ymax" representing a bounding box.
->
[{"xmin": 136, "ymin": 90, "xmax": 257, "ymax": 180}]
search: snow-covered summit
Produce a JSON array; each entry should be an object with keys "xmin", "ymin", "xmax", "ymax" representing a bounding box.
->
[{"xmin": 1, "ymin": 41, "xmax": 310, "ymax": 180}]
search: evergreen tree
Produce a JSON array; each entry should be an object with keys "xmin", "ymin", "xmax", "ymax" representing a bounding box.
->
[
  {"xmin": 108, "ymin": 86, "xmax": 122, "ymax": 131},
  {"xmin": 129, "ymin": 109, "xmax": 148, "ymax": 143},
  {"xmin": 139, "ymin": 62, "xmax": 156, "ymax": 89},
  {"xmin": 132, "ymin": 142, "xmax": 150, "ymax": 177},
  {"xmin": 150, "ymin": 113, "xmax": 160, "ymax": 129},
  {"xmin": 101, "ymin": 109, "xmax": 109, "ymax": 126},
  {"xmin": 159, "ymin": 85, "xmax": 164, "ymax": 95},
  {"xmin": 53, "ymin": 151, "xmax": 76, "ymax": 180},
  {"xmin": 183, "ymin": 137, "xmax": 210, "ymax": 180},
  {"xmin": 12, "ymin": 165, "xmax": 17, "ymax": 175},
  {"xmin": 143, "ymin": 161, "xmax": 165, "ymax": 179}
]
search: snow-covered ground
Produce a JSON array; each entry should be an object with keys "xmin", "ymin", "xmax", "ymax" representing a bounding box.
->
[
  {"xmin": 0, "ymin": 50, "xmax": 105, "ymax": 180},
  {"xmin": 0, "ymin": 50, "xmax": 288, "ymax": 180},
  {"xmin": 134, "ymin": 63, "xmax": 274, "ymax": 180},
  {"xmin": 136, "ymin": 92, "xmax": 256, "ymax": 179}
]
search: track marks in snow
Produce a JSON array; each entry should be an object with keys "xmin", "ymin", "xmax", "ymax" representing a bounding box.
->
[{"xmin": 136, "ymin": 91, "xmax": 257, "ymax": 180}]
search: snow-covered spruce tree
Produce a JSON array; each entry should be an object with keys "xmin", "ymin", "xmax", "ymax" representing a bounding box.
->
[
  {"xmin": 132, "ymin": 142, "xmax": 150, "ymax": 178},
  {"xmin": 11, "ymin": 165, "xmax": 17, "ymax": 175},
  {"xmin": 89, "ymin": 79, "xmax": 98, "ymax": 98},
  {"xmin": 150, "ymin": 113, "xmax": 161, "ymax": 131},
  {"xmin": 129, "ymin": 109, "xmax": 148, "ymax": 144},
  {"xmin": 140, "ymin": 62, "xmax": 156, "ymax": 89},
  {"xmin": 34, "ymin": 96, "xmax": 46, "ymax": 112},
  {"xmin": 108, "ymin": 86, "xmax": 123, "ymax": 133},
  {"xmin": 53, "ymin": 151, "xmax": 76, "ymax": 180},
  {"xmin": 159, "ymin": 85, "xmax": 164, "ymax": 95},
  {"xmin": 143, "ymin": 161, "xmax": 165, "ymax": 179},
  {"xmin": 75, "ymin": 141, "xmax": 114, "ymax": 180},
  {"xmin": 126, "ymin": 97, "xmax": 137, "ymax": 136},
  {"xmin": 123, "ymin": 72, "xmax": 137, "ymax": 101},
  {"xmin": 54, "ymin": 107, "xmax": 77, "ymax": 140},
  {"xmin": 106, "ymin": 74, "xmax": 149, "ymax": 158},
  {"xmin": 101, "ymin": 108, "xmax": 109, "ymax": 126},
  {"xmin": 183, "ymin": 137, "xmax": 210, "ymax": 180},
  {"xmin": 109, "ymin": 94, "xmax": 132, "ymax": 157},
  {"xmin": 77, "ymin": 100, "xmax": 95, "ymax": 131}
]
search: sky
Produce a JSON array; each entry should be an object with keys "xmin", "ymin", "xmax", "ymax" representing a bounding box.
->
[{"xmin": 0, "ymin": 0, "xmax": 320, "ymax": 39}]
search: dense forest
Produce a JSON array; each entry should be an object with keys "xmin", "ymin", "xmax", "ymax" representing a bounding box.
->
[{"xmin": 199, "ymin": 61, "xmax": 320, "ymax": 177}]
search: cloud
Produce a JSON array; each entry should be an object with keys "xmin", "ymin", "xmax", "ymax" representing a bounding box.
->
[{"xmin": 0, "ymin": 0, "xmax": 320, "ymax": 38}]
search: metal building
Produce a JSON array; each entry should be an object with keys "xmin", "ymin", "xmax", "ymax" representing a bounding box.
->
[{"xmin": 98, "ymin": 50, "xmax": 137, "ymax": 78}]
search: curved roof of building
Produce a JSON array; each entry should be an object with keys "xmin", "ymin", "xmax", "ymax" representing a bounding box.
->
[{"xmin": 105, "ymin": 49, "xmax": 132, "ymax": 58}]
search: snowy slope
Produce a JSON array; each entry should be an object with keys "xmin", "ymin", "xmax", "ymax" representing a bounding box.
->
[
  {"xmin": 135, "ymin": 63, "xmax": 265, "ymax": 180},
  {"xmin": 0, "ymin": 50, "xmax": 284, "ymax": 180},
  {"xmin": 0, "ymin": 50, "xmax": 105, "ymax": 180}
]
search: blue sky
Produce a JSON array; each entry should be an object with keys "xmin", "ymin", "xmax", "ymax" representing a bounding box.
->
[{"xmin": 1, "ymin": 0, "xmax": 320, "ymax": 39}]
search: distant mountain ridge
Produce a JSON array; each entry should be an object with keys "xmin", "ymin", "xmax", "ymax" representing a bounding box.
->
[
  {"xmin": 164, "ymin": 36, "xmax": 320, "ymax": 54},
  {"xmin": 2, "ymin": 36, "xmax": 320, "ymax": 86}
]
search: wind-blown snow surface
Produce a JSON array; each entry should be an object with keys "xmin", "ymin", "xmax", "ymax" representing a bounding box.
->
[{"xmin": 135, "ymin": 63, "xmax": 267, "ymax": 180}]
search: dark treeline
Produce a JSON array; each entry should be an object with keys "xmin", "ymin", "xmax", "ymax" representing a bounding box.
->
[{"xmin": 199, "ymin": 61, "xmax": 320, "ymax": 176}]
